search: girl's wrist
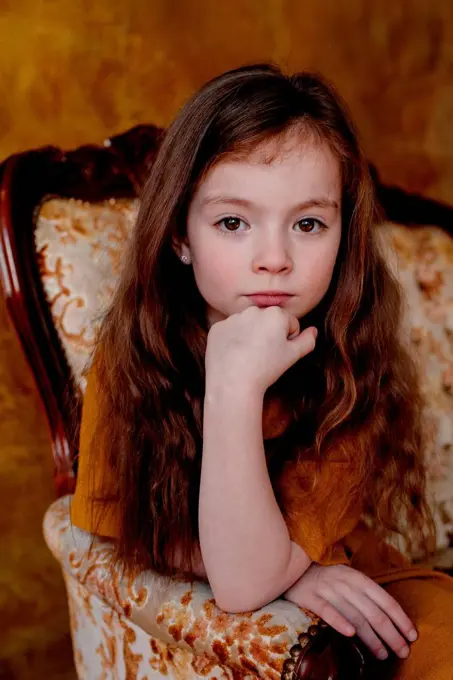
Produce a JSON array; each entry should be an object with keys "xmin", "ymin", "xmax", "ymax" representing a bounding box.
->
[{"xmin": 204, "ymin": 375, "xmax": 265, "ymax": 405}]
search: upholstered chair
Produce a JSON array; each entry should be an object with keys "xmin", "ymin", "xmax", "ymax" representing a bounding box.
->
[{"xmin": 1, "ymin": 126, "xmax": 452, "ymax": 679}]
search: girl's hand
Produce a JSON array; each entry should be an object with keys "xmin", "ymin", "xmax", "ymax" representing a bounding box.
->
[
  {"xmin": 284, "ymin": 563, "xmax": 418, "ymax": 661},
  {"xmin": 205, "ymin": 306, "xmax": 317, "ymax": 394}
]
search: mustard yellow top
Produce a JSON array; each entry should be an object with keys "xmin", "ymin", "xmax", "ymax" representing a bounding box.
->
[
  {"xmin": 71, "ymin": 362, "xmax": 409, "ymax": 575},
  {"xmin": 71, "ymin": 362, "xmax": 122, "ymax": 538}
]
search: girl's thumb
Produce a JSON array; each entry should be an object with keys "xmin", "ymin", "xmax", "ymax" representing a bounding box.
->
[{"xmin": 290, "ymin": 326, "xmax": 318, "ymax": 358}]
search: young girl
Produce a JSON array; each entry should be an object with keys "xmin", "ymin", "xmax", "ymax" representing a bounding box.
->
[{"xmin": 71, "ymin": 64, "xmax": 453, "ymax": 678}]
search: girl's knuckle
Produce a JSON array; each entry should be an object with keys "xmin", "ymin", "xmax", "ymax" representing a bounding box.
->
[
  {"xmin": 318, "ymin": 582, "xmax": 334, "ymax": 597},
  {"xmin": 319, "ymin": 600, "xmax": 335, "ymax": 620},
  {"xmin": 376, "ymin": 626, "xmax": 406, "ymax": 653},
  {"xmin": 391, "ymin": 603, "xmax": 408, "ymax": 620},
  {"xmin": 387, "ymin": 601, "xmax": 410, "ymax": 626},
  {"xmin": 369, "ymin": 611, "xmax": 390, "ymax": 630},
  {"xmin": 337, "ymin": 580, "xmax": 353, "ymax": 598},
  {"xmin": 338, "ymin": 566, "xmax": 358, "ymax": 582},
  {"xmin": 359, "ymin": 574, "xmax": 376, "ymax": 590},
  {"xmin": 325, "ymin": 608, "xmax": 347, "ymax": 631},
  {"xmin": 350, "ymin": 613, "xmax": 367, "ymax": 631},
  {"xmin": 333, "ymin": 614, "xmax": 349, "ymax": 631}
]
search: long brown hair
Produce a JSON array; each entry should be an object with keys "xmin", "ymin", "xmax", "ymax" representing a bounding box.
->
[{"xmin": 88, "ymin": 63, "xmax": 434, "ymax": 577}]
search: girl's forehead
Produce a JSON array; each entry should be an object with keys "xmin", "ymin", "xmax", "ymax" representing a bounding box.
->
[
  {"xmin": 235, "ymin": 129, "xmax": 323, "ymax": 165},
  {"xmin": 196, "ymin": 137, "xmax": 340, "ymax": 195}
]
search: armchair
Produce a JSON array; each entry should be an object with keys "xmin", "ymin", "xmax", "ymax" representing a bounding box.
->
[{"xmin": 1, "ymin": 124, "xmax": 452, "ymax": 679}]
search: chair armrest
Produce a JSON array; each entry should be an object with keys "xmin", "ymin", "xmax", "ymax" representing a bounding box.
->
[{"xmin": 44, "ymin": 496, "xmax": 366, "ymax": 679}]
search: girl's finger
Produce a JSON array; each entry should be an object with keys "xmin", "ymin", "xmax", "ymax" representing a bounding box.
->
[
  {"xmin": 286, "ymin": 314, "xmax": 301, "ymax": 340},
  {"xmin": 324, "ymin": 591, "xmax": 388, "ymax": 660},
  {"xmin": 336, "ymin": 581, "xmax": 410, "ymax": 660},
  {"xmin": 355, "ymin": 574, "xmax": 417, "ymax": 644},
  {"xmin": 289, "ymin": 326, "xmax": 318, "ymax": 357},
  {"xmin": 301, "ymin": 593, "xmax": 356, "ymax": 638}
]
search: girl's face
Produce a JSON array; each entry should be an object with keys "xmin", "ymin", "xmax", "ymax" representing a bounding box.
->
[{"xmin": 184, "ymin": 137, "xmax": 342, "ymax": 326}]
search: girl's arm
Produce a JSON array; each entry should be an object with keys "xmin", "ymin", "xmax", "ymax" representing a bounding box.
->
[{"xmin": 199, "ymin": 381, "xmax": 312, "ymax": 613}]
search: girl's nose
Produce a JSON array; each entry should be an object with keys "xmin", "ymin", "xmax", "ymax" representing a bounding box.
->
[{"xmin": 252, "ymin": 235, "xmax": 293, "ymax": 275}]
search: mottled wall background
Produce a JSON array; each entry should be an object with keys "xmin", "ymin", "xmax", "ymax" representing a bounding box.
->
[
  {"xmin": 1, "ymin": 0, "xmax": 453, "ymax": 202},
  {"xmin": 1, "ymin": 0, "xmax": 452, "ymax": 676}
]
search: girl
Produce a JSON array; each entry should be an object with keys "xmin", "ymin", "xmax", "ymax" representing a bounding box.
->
[{"xmin": 71, "ymin": 64, "xmax": 453, "ymax": 678}]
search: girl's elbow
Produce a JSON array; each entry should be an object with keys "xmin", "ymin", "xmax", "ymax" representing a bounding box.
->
[
  {"xmin": 211, "ymin": 578, "xmax": 284, "ymax": 614},
  {"xmin": 207, "ymin": 543, "xmax": 312, "ymax": 613},
  {"xmin": 214, "ymin": 591, "xmax": 270, "ymax": 614}
]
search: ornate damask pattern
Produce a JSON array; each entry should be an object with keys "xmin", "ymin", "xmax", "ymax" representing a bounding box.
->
[
  {"xmin": 44, "ymin": 496, "xmax": 316, "ymax": 680},
  {"xmin": 376, "ymin": 223, "xmax": 453, "ymax": 551},
  {"xmin": 35, "ymin": 198, "xmax": 139, "ymax": 388}
]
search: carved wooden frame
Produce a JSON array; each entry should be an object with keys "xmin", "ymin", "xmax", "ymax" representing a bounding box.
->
[{"xmin": 0, "ymin": 124, "xmax": 163, "ymax": 495}]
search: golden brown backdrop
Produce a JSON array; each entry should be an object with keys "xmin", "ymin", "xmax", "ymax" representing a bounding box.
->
[{"xmin": 1, "ymin": 0, "xmax": 452, "ymax": 677}]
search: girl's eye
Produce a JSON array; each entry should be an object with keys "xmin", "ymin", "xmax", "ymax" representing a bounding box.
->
[
  {"xmin": 215, "ymin": 216, "xmax": 248, "ymax": 233},
  {"xmin": 295, "ymin": 218, "xmax": 326, "ymax": 233}
]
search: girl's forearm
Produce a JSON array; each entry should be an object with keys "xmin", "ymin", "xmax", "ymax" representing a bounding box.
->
[{"xmin": 199, "ymin": 381, "xmax": 311, "ymax": 612}]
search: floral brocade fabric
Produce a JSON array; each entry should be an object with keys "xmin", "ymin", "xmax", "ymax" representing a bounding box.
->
[{"xmin": 44, "ymin": 496, "xmax": 317, "ymax": 680}]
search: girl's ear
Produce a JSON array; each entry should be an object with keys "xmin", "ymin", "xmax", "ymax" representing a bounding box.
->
[{"xmin": 172, "ymin": 238, "xmax": 192, "ymax": 265}]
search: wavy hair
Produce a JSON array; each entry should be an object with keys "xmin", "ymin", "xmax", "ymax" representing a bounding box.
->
[{"xmin": 88, "ymin": 63, "xmax": 435, "ymax": 577}]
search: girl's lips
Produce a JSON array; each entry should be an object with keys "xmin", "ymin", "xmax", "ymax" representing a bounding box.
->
[{"xmin": 247, "ymin": 294, "xmax": 293, "ymax": 307}]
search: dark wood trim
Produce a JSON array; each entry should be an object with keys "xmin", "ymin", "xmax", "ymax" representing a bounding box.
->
[
  {"xmin": 0, "ymin": 125, "xmax": 163, "ymax": 495},
  {"xmin": 371, "ymin": 164, "xmax": 453, "ymax": 234},
  {"xmin": 285, "ymin": 621, "xmax": 366, "ymax": 679}
]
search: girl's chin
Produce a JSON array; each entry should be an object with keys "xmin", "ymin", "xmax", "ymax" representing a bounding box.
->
[{"xmin": 206, "ymin": 308, "xmax": 229, "ymax": 327}]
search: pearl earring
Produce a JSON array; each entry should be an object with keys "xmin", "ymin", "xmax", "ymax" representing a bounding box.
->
[{"xmin": 181, "ymin": 255, "xmax": 189, "ymax": 264}]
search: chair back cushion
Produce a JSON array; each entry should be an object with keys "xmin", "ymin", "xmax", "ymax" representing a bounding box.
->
[
  {"xmin": 376, "ymin": 223, "xmax": 453, "ymax": 553},
  {"xmin": 35, "ymin": 198, "xmax": 139, "ymax": 390}
]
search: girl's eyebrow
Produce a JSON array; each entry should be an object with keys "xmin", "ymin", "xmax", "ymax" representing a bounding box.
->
[{"xmin": 200, "ymin": 195, "xmax": 339, "ymax": 212}]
